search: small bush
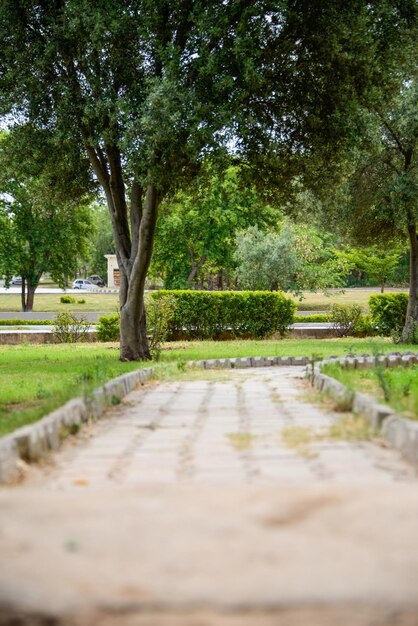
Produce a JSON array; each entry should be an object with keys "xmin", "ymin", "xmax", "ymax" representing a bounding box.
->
[
  {"xmin": 369, "ymin": 293, "xmax": 408, "ymax": 336},
  {"xmin": 145, "ymin": 293, "xmax": 176, "ymax": 359},
  {"xmin": 77, "ymin": 299, "xmax": 86, "ymax": 304},
  {"xmin": 53, "ymin": 312, "xmax": 89, "ymax": 343},
  {"xmin": 329, "ymin": 304, "xmax": 363, "ymax": 337},
  {"xmin": 96, "ymin": 314, "xmax": 120, "ymax": 342},
  {"xmin": 351, "ymin": 313, "xmax": 379, "ymax": 337},
  {"xmin": 149, "ymin": 290, "xmax": 296, "ymax": 340},
  {"xmin": 60, "ymin": 295, "xmax": 76, "ymax": 304}
]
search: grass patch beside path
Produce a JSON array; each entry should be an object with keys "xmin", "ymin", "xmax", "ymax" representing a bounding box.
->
[
  {"xmin": 0, "ymin": 337, "xmax": 416, "ymax": 437},
  {"xmin": 158, "ymin": 337, "xmax": 413, "ymax": 363},
  {"xmin": 0, "ymin": 343, "xmax": 149, "ymax": 437},
  {"xmin": 322, "ymin": 363, "xmax": 418, "ymax": 421}
]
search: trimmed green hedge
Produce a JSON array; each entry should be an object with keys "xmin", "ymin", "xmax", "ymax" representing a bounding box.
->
[
  {"xmin": 150, "ymin": 290, "xmax": 296, "ymax": 340},
  {"xmin": 294, "ymin": 314, "xmax": 329, "ymax": 323},
  {"xmin": 369, "ymin": 292, "xmax": 408, "ymax": 335},
  {"xmin": 0, "ymin": 319, "xmax": 54, "ymax": 326}
]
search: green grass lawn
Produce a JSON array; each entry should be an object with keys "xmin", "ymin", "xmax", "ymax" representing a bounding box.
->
[
  {"xmin": 0, "ymin": 343, "xmax": 150, "ymax": 437},
  {"xmin": 295, "ymin": 288, "xmax": 408, "ymax": 311},
  {"xmin": 0, "ymin": 292, "xmax": 119, "ymax": 313},
  {"xmin": 0, "ymin": 337, "xmax": 416, "ymax": 437},
  {"xmin": 322, "ymin": 362, "xmax": 418, "ymax": 421}
]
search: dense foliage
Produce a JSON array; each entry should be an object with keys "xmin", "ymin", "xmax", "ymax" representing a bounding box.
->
[
  {"xmin": 0, "ymin": 126, "xmax": 94, "ymax": 311},
  {"xmin": 369, "ymin": 293, "xmax": 409, "ymax": 336}
]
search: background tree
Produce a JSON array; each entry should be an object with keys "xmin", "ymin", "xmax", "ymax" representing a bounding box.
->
[
  {"xmin": 151, "ymin": 166, "xmax": 276, "ymax": 289},
  {"xmin": 336, "ymin": 244, "xmax": 405, "ymax": 293},
  {"xmin": 0, "ymin": 127, "xmax": 94, "ymax": 311},
  {"xmin": 234, "ymin": 223, "xmax": 343, "ymax": 293},
  {"xmin": 0, "ymin": 1, "xmax": 415, "ymax": 358},
  {"xmin": 334, "ymin": 78, "xmax": 418, "ymax": 339}
]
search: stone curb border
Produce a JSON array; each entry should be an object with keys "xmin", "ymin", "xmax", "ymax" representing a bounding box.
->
[
  {"xmin": 309, "ymin": 352, "xmax": 418, "ymax": 470},
  {"xmin": 187, "ymin": 355, "xmax": 309, "ymax": 369},
  {"xmin": 0, "ymin": 367, "xmax": 154, "ymax": 484}
]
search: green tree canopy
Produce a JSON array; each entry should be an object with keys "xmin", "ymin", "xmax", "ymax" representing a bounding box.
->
[
  {"xmin": 151, "ymin": 166, "xmax": 277, "ymax": 289},
  {"xmin": 0, "ymin": 126, "xmax": 94, "ymax": 311}
]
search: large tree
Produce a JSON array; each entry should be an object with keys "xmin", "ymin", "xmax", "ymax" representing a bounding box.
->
[
  {"xmin": 0, "ymin": 126, "xmax": 94, "ymax": 311},
  {"xmin": 333, "ymin": 78, "xmax": 418, "ymax": 339},
  {"xmin": 0, "ymin": 0, "xmax": 415, "ymax": 358}
]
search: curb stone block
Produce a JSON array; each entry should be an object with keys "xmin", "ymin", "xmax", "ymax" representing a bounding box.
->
[
  {"xmin": 356, "ymin": 357, "xmax": 369, "ymax": 370},
  {"xmin": 12, "ymin": 424, "xmax": 49, "ymax": 462},
  {"xmin": 43, "ymin": 417, "xmax": 61, "ymax": 451},
  {"xmin": 343, "ymin": 358, "xmax": 356, "ymax": 370},
  {"xmin": 230, "ymin": 357, "xmax": 251, "ymax": 369},
  {"xmin": 369, "ymin": 403, "xmax": 395, "ymax": 429},
  {"xmin": 383, "ymin": 417, "xmax": 409, "ymax": 449},
  {"xmin": 278, "ymin": 357, "xmax": 292, "ymax": 367},
  {"xmin": 387, "ymin": 355, "xmax": 402, "ymax": 368},
  {"xmin": 0, "ymin": 437, "xmax": 20, "ymax": 483},
  {"xmin": 251, "ymin": 356, "xmax": 266, "ymax": 367},
  {"xmin": 87, "ymin": 388, "xmax": 106, "ymax": 420},
  {"xmin": 292, "ymin": 356, "xmax": 308, "ymax": 366},
  {"xmin": 353, "ymin": 392, "xmax": 375, "ymax": 417}
]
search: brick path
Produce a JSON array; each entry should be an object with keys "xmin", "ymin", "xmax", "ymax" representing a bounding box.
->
[{"xmin": 1, "ymin": 366, "xmax": 418, "ymax": 626}]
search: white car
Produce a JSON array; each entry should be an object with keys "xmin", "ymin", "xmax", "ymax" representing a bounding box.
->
[{"xmin": 72, "ymin": 279, "xmax": 97, "ymax": 290}]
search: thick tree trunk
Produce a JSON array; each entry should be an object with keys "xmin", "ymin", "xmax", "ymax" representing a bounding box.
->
[
  {"xmin": 118, "ymin": 184, "xmax": 160, "ymax": 361},
  {"xmin": 24, "ymin": 285, "xmax": 36, "ymax": 312},
  {"xmin": 20, "ymin": 278, "xmax": 26, "ymax": 312},
  {"xmin": 400, "ymin": 223, "xmax": 418, "ymax": 342},
  {"xmin": 21, "ymin": 281, "xmax": 37, "ymax": 312},
  {"xmin": 85, "ymin": 140, "xmax": 159, "ymax": 361}
]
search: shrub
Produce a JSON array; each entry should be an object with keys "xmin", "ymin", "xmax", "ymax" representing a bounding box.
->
[
  {"xmin": 145, "ymin": 293, "xmax": 176, "ymax": 359},
  {"xmin": 329, "ymin": 304, "xmax": 363, "ymax": 337},
  {"xmin": 351, "ymin": 313, "xmax": 379, "ymax": 337},
  {"xmin": 60, "ymin": 295, "xmax": 75, "ymax": 304},
  {"xmin": 96, "ymin": 313, "xmax": 120, "ymax": 342},
  {"xmin": 77, "ymin": 299, "xmax": 86, "ymax": 304},
  {"xmin": 53, "ymin": 312, "xmax": 89, "ymax": 343},
  {"xmin": 369, "ymin": 293, "xmax": 408, "ymax": 336},
  {"xmin": 149, "ymin": 290, "xmax": 296, "ymax": 340}
]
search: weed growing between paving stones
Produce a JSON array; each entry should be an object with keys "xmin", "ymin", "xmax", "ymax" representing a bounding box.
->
[
  {"xmin": 282, "ymin": 413, "xmax": 376, "ymax": 458},
  {"xmin": 228, "ymin": 432, "xmax": 255, "ymax": 451}
]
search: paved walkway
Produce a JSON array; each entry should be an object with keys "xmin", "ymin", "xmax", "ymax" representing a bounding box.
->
[
  {"xmin": 37, "ymin": 367, "xmax": 414, "ymax": 488},
  {"xmin": 1, "ymin": 366, "xmax": 418, "ymax": 626}
]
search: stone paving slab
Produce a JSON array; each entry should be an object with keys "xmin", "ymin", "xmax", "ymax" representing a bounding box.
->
[{"xmin": 1, "ymin": 366, "xmax": 418, "ymax": 625}]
